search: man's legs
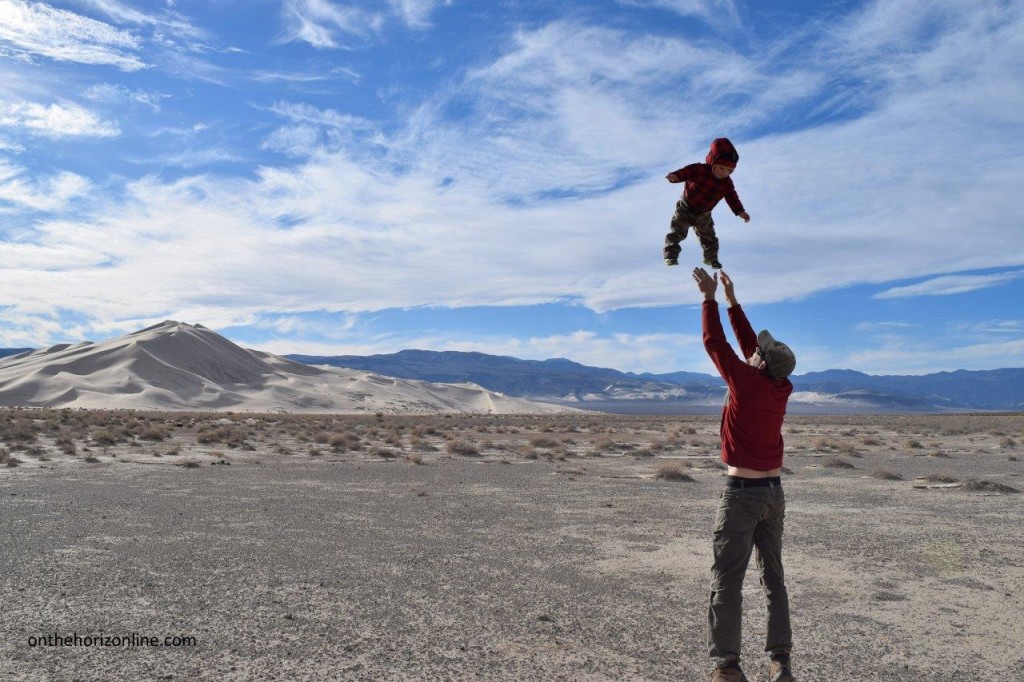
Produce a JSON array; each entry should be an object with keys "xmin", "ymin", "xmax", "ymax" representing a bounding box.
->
[
  {"xmin": 708, "ymin": 489, "xmax": 760, "ymax": 669},
  {"xmin": 665, "ymin": 199, "xmax": 697, "ymax": 261},
  {"xmin": 754, "ymin": 486, "xmax": 792, "ymax": 659}
]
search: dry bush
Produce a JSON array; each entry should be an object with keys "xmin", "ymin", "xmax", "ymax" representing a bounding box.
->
[
  {"xmin": 2, "ymin": 417, "xmax": 38, "ymax": 444},
  {"xmin": 871, "ymin": 469, "xmax": 903, "ymax": 480},
  {"xmin": 824, "ymin": 458, "xmax": 856, "ymax": 469},
  {"xmin": 962, "ymin": 478, "xmax": 1019, "ymax": 493},
  {"xmin": 90, "ymin": 427, "xmax": 123, "ymax": 445},
  {"xmin": 445, "ymin": 439, "xmax": 481, "ymax": 456},
  {"xmin": 529, "ymin": 436, "xmax": 561, "ymax": 449},
  {"xmin": 518, "ymin": 444, "xmax": 538, "ymax": 459},
  {"xmin": 928, "ymin": 450, "xmax": 949, "ymax": 458},
  {"xmin": 812, "ymin": 437, "xmax": 839, "ymax": 451},
  {"xmin": 406, "ymin": 452, "xmax": 423, "ymax": 465},
  {"xmin": 655, "ymin": 461, "xmax": 695, "ymax": 482},
  {"xmin": 860, "ymin": 437, "xmax": 882, "ymax": 446},
  {"xmin": 328, "ymin": 432, "xmax": 360, "ymax": 452},
  {"xmin": 999, "ymin": 437, "xmax": 1017, "ymax": 448},
  {"xmin": 175, "ymin": 459, "xmax": 201, "ymax": 468},
  {"xmin": 139, "ymin": 424, "xmax": 169, "ymax": 441},
  {"xmin": 370, "ymin": 446, "xmax": 399, "ymax": 459},
  {"xmin": 922, "ymin": 473, "xmax": 959, "ymax": 483},
  {"xmin": 907, "ymin": 439, "xmax": 924, "ymax": 449},
  {"xmin": 592, "ymin": 437, "xmax": 620, "ymax": 453}
]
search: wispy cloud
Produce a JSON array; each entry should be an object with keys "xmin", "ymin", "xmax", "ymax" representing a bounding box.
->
[
  {"xmin": 387, "ymin": 0, "xmax": 452, "ymax": 29},
  {"xmin": 252, "ymin": 65, "xmax": 361, "ymax": 84},
  {"xmin": 82, "ymin": 83, "xmax": 168, "ymax": 110},
  {"xmin": 616, "ymin": 0, "xmax": 741, "ymax": 30},
  {"xmin": 279, "ymin": 0, "xmax": 384, "ymax": 48},
  {"xmin": 0, "ymin": 0, "xmax": 146, "ymax": 70},
  {"xmin": 873, "ymin": 271, "xmax": 1024, "ymax": 299},
  {"xmin": 0, "ymin": 99, "xmax": 120, "ymax": 138},
  {"xmin": 845, "ymin": 336, "xmax": 1024, "ymax": 375},
  {"xmin": 69, "ymin": 0, "xmax": 204, "ymax": 40},
  {"xmin": 0, "ymin": 159, "xmax": 91, "ymax": 212}
]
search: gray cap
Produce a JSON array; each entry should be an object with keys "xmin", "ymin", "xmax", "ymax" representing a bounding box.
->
[{"xmin": 757, "ymin": 330, "xmax": 796, "ymax": 380}]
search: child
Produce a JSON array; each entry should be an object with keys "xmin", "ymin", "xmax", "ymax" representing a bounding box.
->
[{"xmin": 664, "ymin": 137, "xmax": 750, "ymax": 269}]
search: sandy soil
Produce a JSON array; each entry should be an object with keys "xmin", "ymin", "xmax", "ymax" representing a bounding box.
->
[{"xmin": 1, "ymin": 411, "xmax": 1022, "ymax": 680}]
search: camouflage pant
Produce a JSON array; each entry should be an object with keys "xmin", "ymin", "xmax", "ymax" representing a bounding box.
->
[
  {"xmin": 664, "ymin": 199, "xmax": 719, "ymax": 262},
  {"xmin": 708, "ymin": 480, "xmax": 792, "ymax": 668}
]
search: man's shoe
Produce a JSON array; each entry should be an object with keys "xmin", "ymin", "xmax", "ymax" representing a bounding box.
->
[
  {"xmin": 769, "ymin": 654, "xmax": 795, "ymax": 681},
  {"xmin": 664, "ymin": 258, "xmax": 678, "ymax": 266},
  {"xmin": 711, "ymin": 661, "xmax": 748, "ymax": 682},
  {"xmin": 703, "ymin": 257, "xmax": 723, "ymax": 269}
]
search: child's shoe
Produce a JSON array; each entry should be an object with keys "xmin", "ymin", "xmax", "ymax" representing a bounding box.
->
[
  {"xmin": 664, "ymin": 258, "xmax": 678, "ymax": 267},
  {"xmin": 703, "ymin": 257, "xmax": 722, "ymax": 269}
]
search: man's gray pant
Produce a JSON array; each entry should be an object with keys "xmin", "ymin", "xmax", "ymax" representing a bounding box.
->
[{"xmin": 708, "ymin": 482, "xmax": 792, "ymax": 667}]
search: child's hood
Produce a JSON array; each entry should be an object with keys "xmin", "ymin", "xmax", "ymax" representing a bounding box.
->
[{"xmin": 705, "ymin": 137, "xmax": 739, "ymax": 168}]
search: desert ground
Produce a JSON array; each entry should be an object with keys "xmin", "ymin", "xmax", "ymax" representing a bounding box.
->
[{"xmin": 1, "ymin": 408, "xmax": 1022, "ymax": 681}]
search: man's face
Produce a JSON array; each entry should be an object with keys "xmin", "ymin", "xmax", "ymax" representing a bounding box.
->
[
  {"xmin": 747, "ymin": 347, "xmax": 767, "ymax": 370},
  {"xmin": 712, "ymin": 164, "xmax": 734, "ymax": 179}
]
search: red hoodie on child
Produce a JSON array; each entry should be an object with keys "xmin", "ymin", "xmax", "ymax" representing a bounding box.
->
[{"xmin": 667, "ymin": 138, "xmax": 745, "ymax": 216}]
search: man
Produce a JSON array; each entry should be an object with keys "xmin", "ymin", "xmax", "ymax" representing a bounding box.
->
[{"xmin": 692, "ymin": 267, "xmax": 797, "ymax": 682}]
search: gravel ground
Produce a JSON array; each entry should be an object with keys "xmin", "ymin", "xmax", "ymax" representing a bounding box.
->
[{"xmin": 2, "ymin": 422, "xmax": 1023, "ymax": 681}]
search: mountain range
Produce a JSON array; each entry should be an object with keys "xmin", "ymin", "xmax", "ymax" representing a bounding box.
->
[
  {"xmin": 0, "ymin": 324, "xmax": 570, "ymax": 414},
  {"xmin": 286, "ymin": 350, "xmax": 1024, "ymax": 413}
]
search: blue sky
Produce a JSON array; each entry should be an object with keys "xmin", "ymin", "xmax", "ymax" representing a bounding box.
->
[{"xmin": 0, "ymin": 0, "xmax": 1022, "ymax": 376}]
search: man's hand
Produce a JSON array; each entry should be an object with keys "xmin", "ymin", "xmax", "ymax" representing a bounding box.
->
[
  {"xmin": 720, "ymin": 270, "xmax": 738, "ymax": 307},
  {"xmin": 692, "ymin": 267, "xmax": 718, "ymax": 301},
  {"xmin": 738, "ymin": 211, "xmax": 751, "ymax": 223},
  {"xmin": 666, "ymin": 172, "xmax": 681, "ymax": 183}
]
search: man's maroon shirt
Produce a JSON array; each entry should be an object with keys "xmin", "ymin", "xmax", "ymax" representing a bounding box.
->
[{"xmin": 702, "ymin": 301, "xmax": 792, "ymax": 471}]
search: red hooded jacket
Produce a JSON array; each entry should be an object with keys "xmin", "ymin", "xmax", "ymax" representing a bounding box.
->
[{"xmin": 668, "ymin": 138, "xmax": 745, "ymax": 216}]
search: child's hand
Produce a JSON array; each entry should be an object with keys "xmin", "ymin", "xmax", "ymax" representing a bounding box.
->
[
  {"xmin": 666, "ymin": 173, "xmax": 681, "ymax": 183},
  {"xmin": 739, "ymin": 211, "xmax": 751, "ymax": 222}
]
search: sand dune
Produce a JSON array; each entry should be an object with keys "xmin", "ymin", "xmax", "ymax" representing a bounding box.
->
[{"xmin": 0, "ymin": 321, "xmax": 572, "ymax": 414}]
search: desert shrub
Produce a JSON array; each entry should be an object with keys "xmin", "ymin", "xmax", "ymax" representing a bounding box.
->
[
  {"xmin": 870, "ymin": 469, "xmax": 903, "ymax": 480},
  {"xmin": 139, "ymin": 424, "xmax": 169, "ymax": 441},
  {"xmin": 824, "ymin": 458, "xmax": 856, "ymax": 469},
  {"xmin": 196, "ymin": 425, "xmax": 251, "ymax": 448},
  {"xmin": 369, "ymin": 446, "xmax": 398, "ymax": 459},
  {"xmin": 860, "ymin": 437, "xmax": 881, "ymax": 446},
  {"xmin": 328, "ymin": 432, "xmax": 359, "ymax": 452},
  {"xmin": 445, "ymin": 439, "xmax": 480, "ymax": 456},
  {"xmin": 999, "ymin": 437, "xmax": 1017, "ymax": 448},
  {"xmin": 518, "ymin": 444, "xmax": 538, "ymax": 459},
  {"xmin": 91, "ymin": 427, "xmax": 122, "ymax": 445},
  {"xmin": 175, "ymin": 459, "xmax": 201, "ymax": 468},
  {"xmin": 812, "ymin": 437, "xmax": 837, "ymax": 451},
  {"xmin": 529, "ymin": 436, "xmax": 561, "ymax": 449},
  {"xmin": 928, "ymin": 450, "xmax": 949, "ymax": 458},
  {"xmin": 963, "ymin": 478, "xmax": 1019, "ymax": 493},
  {"xmin": 406, "ymin": 452, "xmax": 423, "ymax": 465},
  {"xmin": 655, "ymin": 461, "xmax": 695, "ymax": 482},
  {"xmin": 907, "ymin": 439, "xmax": 924, "ymax": 449},
  {"xmin": 4, "ymin": 418, "xmax": 38, "ymax": 443}
]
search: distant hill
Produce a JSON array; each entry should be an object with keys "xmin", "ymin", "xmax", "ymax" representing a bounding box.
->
[
  {"xmin": 288, "ymin": 350, "xmax": 1024, "ymax": 413},
  {"xmin": 0, "ymin": 328, "xmax": 571, "ymax": 414}
]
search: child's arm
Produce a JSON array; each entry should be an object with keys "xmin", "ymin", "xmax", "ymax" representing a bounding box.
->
[
  {"xmin": 723, "ymin": 180, "xmax": 750, "ymax": 222},
  {"xmin": 666, "ymin": 164, "xmax": 699, "ymax": 183}
]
